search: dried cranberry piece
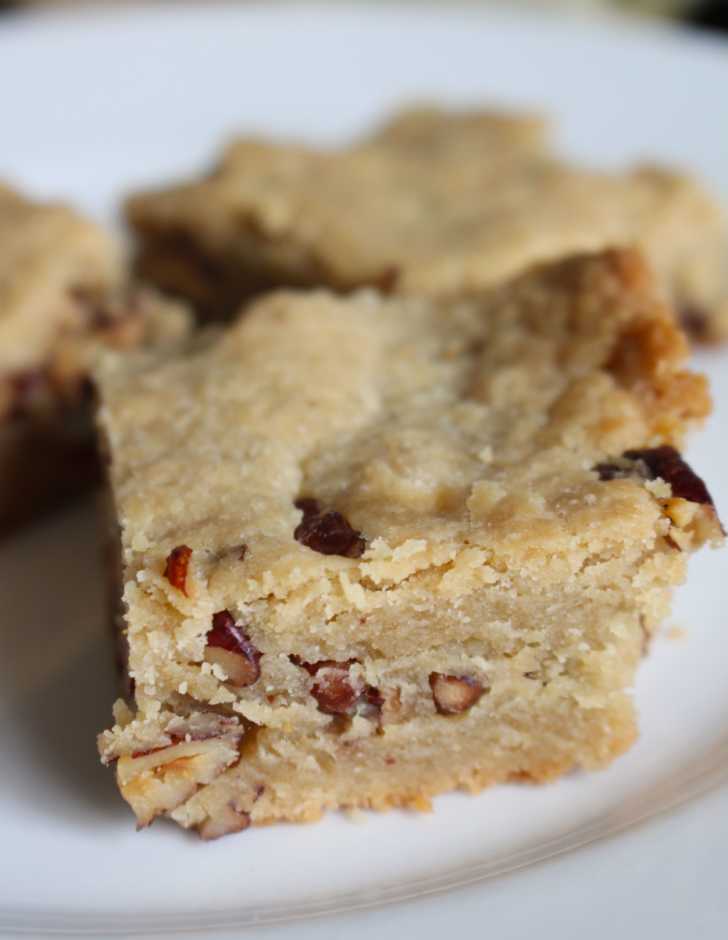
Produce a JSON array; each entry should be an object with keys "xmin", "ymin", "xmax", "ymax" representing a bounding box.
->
[
  {"xmin": 163, "ymin": 545, "xmax": 193, "ymax": 595},
  {"xmin": 294, "ymin": 498, "xmax": 366, "ymax": 558},
  {"xmin": 205, "ymin": 610, "xmax": 261, "ymax": 687},
  {"xmin": 623, "ymin": 446, "xmax": 714, "ymax": 506}
]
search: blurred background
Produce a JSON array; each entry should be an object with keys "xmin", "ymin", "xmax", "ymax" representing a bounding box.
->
[{"xmin": 0, "ymin": 0, "xmax": 727, "ymax": 32}]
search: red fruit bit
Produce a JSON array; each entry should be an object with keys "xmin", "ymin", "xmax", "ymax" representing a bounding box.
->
[
  {"xmin": 293, "ymin": 498, "xmax": 366, "ymax": 558},
  {"xmin": 429, "ymin": 673, "xmax": 485, "ymax": 715},
  {"xmin": 205, "ymin": 610, "xmax": 261, "ymax": 687},
  {"xmin": 163, "ymin": 545, "xmax": 193, "ymax": 595}
]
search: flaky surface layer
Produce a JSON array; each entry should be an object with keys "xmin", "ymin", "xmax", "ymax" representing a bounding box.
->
[
  {"xmin": 97, "ymin": 249, "xmax": 722, "ymax": 836},
  {"xmin": 127, "ymin": 106, "xmax": 728, "ymax": 338}
]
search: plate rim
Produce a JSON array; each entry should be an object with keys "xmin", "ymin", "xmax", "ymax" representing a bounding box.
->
[{"xmin": 1, "ymin": 3, "xmax": 727, "ymax": 935}]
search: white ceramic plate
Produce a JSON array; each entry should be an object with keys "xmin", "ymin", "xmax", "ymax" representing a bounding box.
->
[{"xmin": 0, "ymin": 4, "xmax": 727, "ymax": 938}]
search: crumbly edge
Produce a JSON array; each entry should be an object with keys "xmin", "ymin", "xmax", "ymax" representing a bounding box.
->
[
  {"xmin": 100, "ymin": 568, "xmax": 648, "ymax": 835},
  {"xmin": 99, "ymin": 486, "xmax": 712, "ymax": 835}
]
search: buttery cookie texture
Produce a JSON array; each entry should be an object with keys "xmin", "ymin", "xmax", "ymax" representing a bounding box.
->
[
  {"xmin": 96, "ymin": 249, "xmax": 722, "ymax": 837},
  {"xmin": 0, "ymin": 183, "xmax": 190, "ymax": 531},
  {"xmin": 127, "ymin": 106, "xmax": 728, "ymax": 341}
]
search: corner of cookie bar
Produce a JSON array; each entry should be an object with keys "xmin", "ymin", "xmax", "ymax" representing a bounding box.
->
[{"xmin": 601, "ymin": 262, "xmax": 712, "ymax": 440}]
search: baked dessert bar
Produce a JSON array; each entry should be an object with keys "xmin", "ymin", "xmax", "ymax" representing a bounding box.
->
[
  {"xmin": 126, "ymin": 106, "xmax": 728, "ymax": 341},
  {"xmin": 97, "ymin": 248, "xmax": 722, "ymax": 837},
  {"xmin": 125, "ymin": 106, "xmax": 549, "ymax": 319},
  {"xmin": 0, "ymin": 183, "xmax": 189, "ymax": 532}
]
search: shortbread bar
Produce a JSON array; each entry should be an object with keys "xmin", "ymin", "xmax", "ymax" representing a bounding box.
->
[
  {"xmin": 97, "ymin": 249, "xmax": 722, "ymax": 838},
  {"xmin": 126, "ymin": 106, "xmax": 728, "ymax": 340},
  {"xmin": 0, "ymin": 183, "xmax": 189, "ymax": 531}
]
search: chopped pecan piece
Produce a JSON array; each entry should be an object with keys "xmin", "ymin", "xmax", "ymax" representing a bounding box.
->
[
  {"xmin": 196, "ymin": 782, "xmax": 264, "ymax": 839},
  {"xmin": 116, "ymin": 723, "xmax": 243, "ymax": 827},
  {"xmin": 205, "ymin": 609, "xmax": 261, "ymax": 687},
  {"xmin": 198, "ymin": 803, "xmax": 251, "ymax": 840},
  {"xmin": 163, "ymin": 545, "xmax": 193, "ymax": 595},
  {"xmin": 294, "ymin": 498, "xmax": 366, "ymax": 558},
  {"xmin": 429, "ymin": 673, "xmax": 485, "ymax": 715},
  {"xmin": 356, "ymin": 684, "xmax": 385, "ymax": 720},
  {"xmin": 310, "ymin": 661, "xmax": 359, "ymax": 715},
  {"xmin": 292, "ymin": 657, "xmax": 382, "ymax": 718}
]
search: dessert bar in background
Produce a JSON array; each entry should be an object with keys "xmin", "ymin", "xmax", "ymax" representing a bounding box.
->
[
  {"xmin": 126, "ymin": 106, "xmax": 728, "ymax": 341},
  {"xmin": 97, "ymin": 248, "xmax": 722, "ymax": 837},
  {"xmin": 0, "ymin": 183, "xmax": 189, "ymax": 533}
]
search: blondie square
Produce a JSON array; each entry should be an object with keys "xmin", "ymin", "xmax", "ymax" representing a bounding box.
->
[
  {"xmin": 126, "ymin": 106, "xmax": 728, "ymax": 341},
  {"xmin": 97, "ymin": 249, "xmax": 722, "ymax": 838},
  {"xmin": 0, "ymin": 183, "xmax": 189, "ymax": 531}
]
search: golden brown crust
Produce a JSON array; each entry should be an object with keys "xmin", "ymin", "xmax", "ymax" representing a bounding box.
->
[{"xmin": 590, "ymin": 249, "xmax": 711, "ymax": 439}]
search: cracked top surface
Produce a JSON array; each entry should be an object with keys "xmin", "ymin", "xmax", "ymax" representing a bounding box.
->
[
  {"xmin": 126, "ymin": 106, "xmax": 728, "ymax": 327},
  {"xmin": 97, "ymin": 249, "xmax": 716, "ymax": 605},
  {"xmin": 0, "ymin": 183, "xmax": 121, "ymax": 372}
]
